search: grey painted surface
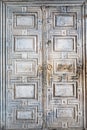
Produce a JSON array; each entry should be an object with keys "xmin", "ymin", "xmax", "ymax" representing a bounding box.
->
[{"xmin": 0, "ymin": 0, "xmax": 87, "ymax": 130}]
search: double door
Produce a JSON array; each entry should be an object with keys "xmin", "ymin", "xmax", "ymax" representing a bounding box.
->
[{"xmin": 1, "ymin": 2, "xmax": 85, "ymax": 130}]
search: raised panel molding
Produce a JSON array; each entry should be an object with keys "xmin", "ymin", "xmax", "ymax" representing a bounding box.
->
[
  {"xmin": 53, "ymin": 36, "xmax": 77, "ymax": 52},
  {"xmin": 14, "ymin": 36, "xmax": 38, "ymax": 52},
  {"xmin": 13, "ymin": 13, "xmax": 38, "ymax": 29},
  {"xmin": 16, "ymin": 110, "xmax": 34, "ymax": 120},
  {"xmin": 14, "ymin": 84, "xmax": 37, "ymax": 99},
  {"xmin": 53, "ymin": 83, "xmax": 77, "ymax": 98},
  {"xmin": 53, "ymin": 12, "xmax": 76, "ymax": 29}
]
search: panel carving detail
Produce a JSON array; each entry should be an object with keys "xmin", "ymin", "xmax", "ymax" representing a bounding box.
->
[
  {"xmin": 14, "ymin": 84, "xmax": 36, "ymax": 99},
  {"xmin": 53, "ymin": 36, "xmax": 77, "ymax": 52},
  {"xmin": 13, "ymin": 13, "xmax": 37, "ymax": 28},
  {"xmin": 56, "ymin": 15, "xmax": 73, "ymax": 27},
  {"xmin": 53, "ymin": 59, "xmax": 76, "ymax": 75},
  {"xmin": 15, "ymin": 60, "xmax": 37, "ymax": 76},
  {"xmin": 17, "ymin": 15, "xmax": 34, "ymax": 26},
  {"xmin": 14, "ymin": 36, "xmax": 37, "ymax": 52},
  {"xmin": 53, "ymin": 12, "xmax": 76, "ymax": 29},
  {"xmin": 56, "ymin": 108, "xmax": 74, "ymax": 118},
  {"xmin": 53, "ymin": 83, "xmax": 76, "ymax": 97},
  {"xmin": 17, "ymin": 110, "xmax": 33, "ymax": 120}
]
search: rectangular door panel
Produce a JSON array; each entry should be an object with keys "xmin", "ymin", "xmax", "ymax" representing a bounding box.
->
[
  {"xmin": 3, "ymin": 3, "xmax": 43, "ymax": 130},
  {"xmin": 46, "ymin": 5, "xmax": 85, "ymax": 129}
]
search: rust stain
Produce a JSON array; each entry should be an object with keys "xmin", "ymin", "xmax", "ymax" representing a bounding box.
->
[
  {"xmin": 83, "ymin": 15, "xmax": 87, "ymax": 18},
  {"xmin": 47, "ymin": 64, "xmax": 52, "ymax": 85},
  {"xmin": 57, "ymin": 64, "xmax": 73, "ymax": 72},
  {"xmin": 38, "ymin": 65, "xmax": 43, "ymax": 72}
]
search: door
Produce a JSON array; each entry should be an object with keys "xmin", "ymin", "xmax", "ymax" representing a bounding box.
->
[
  {"xmin": 45, "ymin": 6, "xmax": 85, "ymax": 129},
  {"xmin": 1, "ymin": 1, "xmax": 85, "ymax": 130},
  {"xmin": 2, "ymin": 3, "xmax": 43, "ymax": 130}
]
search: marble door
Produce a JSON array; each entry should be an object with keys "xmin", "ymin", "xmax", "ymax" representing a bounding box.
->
[{"xmin": 0, "ymin": 1, "xmax": 86, "ymax": 130}]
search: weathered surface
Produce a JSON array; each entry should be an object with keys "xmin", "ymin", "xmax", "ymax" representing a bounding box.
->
[{"xmin": 0, "ymin": 0, "xmax": 86, "ymax": 130}]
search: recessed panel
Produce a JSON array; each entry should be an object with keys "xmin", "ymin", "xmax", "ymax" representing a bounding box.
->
[
  {"xmin": 15, "ymin": 60, "xmax": 37, "ymax": 76},
  {"xmin": 17, "ymin": 110, "xmax": 33, "ymax": 120},
  {"xmin": 16, "ymin": 62, "xmax": 32, "ymax": 73},
  {"xmin": 53, "ymin": 36, "xmax": 76, "ymax": 52},
  {"xmin": 57, "ymin": 108, "xmax": 74, "ymax": 118},
  {"xmin": 15, "ymin": 84, "xmax": 35, "ymax": 99},
  {"xmin": 14, "ymin": 36, "xmax": 37, "ymax": 52},
  {"xmin": 13, "ymin": 13, "xmax": 38, "ymax": 29},
  {"xmin": 53, "ymin": 12, "xmax": 76, "ymax": 29},
  {"xmin": 55, "ymin": 15, "xmax": 73, "ymax": 27},
  {"xmin": 53, "ymin": 59, "xmax": 76, "ymax": 74},
  {"xmin": 53, "ymin": 84, "xmax": 75, "ymax": 97},
  {"xmin": 16, "ymin": 15, "xmax": 34, "ymax": 27}
]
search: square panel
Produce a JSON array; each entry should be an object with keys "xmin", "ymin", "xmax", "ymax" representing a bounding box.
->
[
  {"xmin": 16, "ymin": 62, "xmax": 32, "ymax": 73},
  {"xmin": 14, "ymin": 36, "xmax": 38, "ymax": 52},
  {"xmin": 17, "ymin": 15, "xmax": 34, "ymax": 26},
  {"xmin": 14, "ymin": 83, "xmax": 38, "ymax": 99},
  {"xmin": 56, "ymin": 107, "xmax": 74, "ymax": 118},
  {"xmin": 53, "ymin": 59, "xmax": 76, "ymax": 75},
  {"xmin": 53, "ymin": 36, "xmax": 77, "ymax": 52},
  {"xmin": 14, "ymin": 59, "xmax": 37, "ymax": 76},
  {"xmin": 53, "ymin": 12, "xmax": 76, "ymax": 29},
  {"xmin": 52, "ymin": 82, "xmax": 77, "ymax": 98},
  {"xmin": 56, "ymin": 15, "xmax": 73, "ymax": 27},
  {"xmin": 53, "ymin": 105, "xmax": 78, "ymax": 121},
  {"xmin": 46, "ymin": 105, "xmax": 78, "ymax": 128},
  {"xmin": 13, "ymin": 13, "xmax": 37, "ymax": 29},
  {"xmin": 16, "ymin": 110, "xmax": 34, "ymax": 120},
  {"xmin": 15, "ymin": 106, "xmax": 38, "ymax": 123}
]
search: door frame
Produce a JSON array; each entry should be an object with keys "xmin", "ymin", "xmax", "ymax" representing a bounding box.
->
[{"xmin": 0, "ymin": 0, "xmax": 87, "ymax": 130}]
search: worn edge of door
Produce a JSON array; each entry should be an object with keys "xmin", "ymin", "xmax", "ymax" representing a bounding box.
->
[
  {"xmin": 1, "ymin": 2, "xmax": 6, "ymax": 130},
  {"xmin": 0, "ymin": 1, "xmax": 2, "ymax": 129},
  {"xmin": 83, "ymin": 2, "xmax": 86, "ymax": 130},
  {"xmin": 85, "ymin": 2, "xmax": 87, "ymax": 130}
]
